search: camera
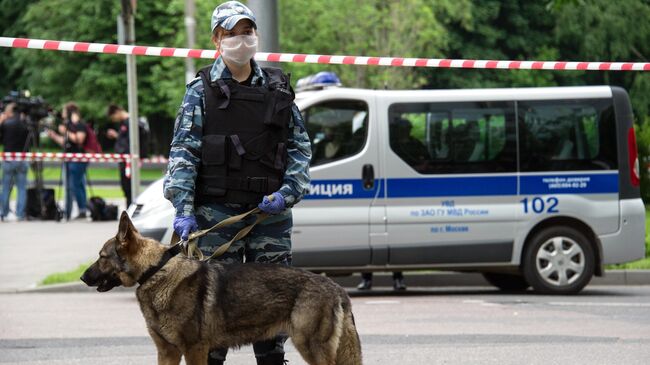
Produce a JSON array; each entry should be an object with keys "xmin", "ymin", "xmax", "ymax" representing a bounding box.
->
[
  {"xmin": 2, "ymin": 90, "xmax": 55, "ymax": 148},
  {"xmin": 2, "ymin": 90, "xmax": 53, "ymax": 126}
]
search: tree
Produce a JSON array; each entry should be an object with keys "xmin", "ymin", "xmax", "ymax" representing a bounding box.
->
[
  {"xmin": 0, "ymin": 0, "xmax": 38, "ymax": 94},
  {"xmin": 552, "ymin": 0, "xmax": 650, "ymax": 200},
  {"xmin": 424, "ymin": 0, "xmax": 559, "ymax": 90},
  {"xmin": 279, "ymin": 0, "xmax": 472, "ymax": 89},
  {"xmin": 0, "ymin": 0, "xmax": 216, "ymax": 154}
]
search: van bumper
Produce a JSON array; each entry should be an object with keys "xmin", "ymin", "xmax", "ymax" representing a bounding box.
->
[{"xmin": 599, "ymin": 198, "xmax": 646, "ymax": 265}]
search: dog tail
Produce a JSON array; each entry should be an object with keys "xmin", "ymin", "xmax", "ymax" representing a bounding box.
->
[{"xmin": 335, "ymin": 297, "xmax": 362, "ymax": 365}]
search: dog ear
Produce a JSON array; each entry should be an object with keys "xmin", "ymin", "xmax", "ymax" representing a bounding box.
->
[{"xmin": 116, "ymin": 211, "xmax": 138, "ymax": 244}]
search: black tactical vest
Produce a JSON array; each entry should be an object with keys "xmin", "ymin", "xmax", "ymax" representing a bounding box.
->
[{"xmin": 195, "ymin": 65, "xmax": 294, "ymax": 204}]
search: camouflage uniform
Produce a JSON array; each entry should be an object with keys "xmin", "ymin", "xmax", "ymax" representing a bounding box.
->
[
  {"xmin": 163, "ymin": 55, "xmax": 311, "ymax": 261},
  {"xmin": 163, "ymin": 56, "xmax": 311, "ymax": 360}
]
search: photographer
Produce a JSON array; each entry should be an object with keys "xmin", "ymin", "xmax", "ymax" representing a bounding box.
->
[
  {"xmin": 0, "ymin": 102, "xmax": 31, "ymax": 221},
  {"xmin": 105, "ymin": 104, "xmax": 149, "ymax": 208},
  {"xmin": 47, "ymin": 102, "xmax": 89, "ymax": 220}
]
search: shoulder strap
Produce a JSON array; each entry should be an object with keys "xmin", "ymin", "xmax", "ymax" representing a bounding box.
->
[
  {"xmin": 196, "ymin": 65, "xmax": 213, "ymax": 80},
  {"xmin": 198, "ymin": 65, "xmax": 231, "ymax": 109}
]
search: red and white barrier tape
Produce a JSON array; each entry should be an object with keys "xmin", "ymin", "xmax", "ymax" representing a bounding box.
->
[
  {"xmin": 0, "ymin": 152, "xmax": 168, "ymax": 164},
  {"xmin": 2, "ymin": 37, "xmax": 649, "ymax": 71},
  {"xmin": 125, "ymin": 160, "xmax": 131, "ymax": 178}
]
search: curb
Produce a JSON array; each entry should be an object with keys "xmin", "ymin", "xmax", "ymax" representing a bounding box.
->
[
  {"xmin": 11, "ymin": 270, "xmax": 650, "ymax": 294},
  {"xmin": 332, "ymin": 270, "xmax": 650, "ymax": 288}
]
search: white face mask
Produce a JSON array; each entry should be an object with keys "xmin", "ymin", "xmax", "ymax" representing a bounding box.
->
[{"xmin": 220, "ymin": 34, "xmax": 258, "ymax": 66}]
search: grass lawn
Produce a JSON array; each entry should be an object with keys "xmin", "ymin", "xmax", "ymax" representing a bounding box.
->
[
  {"xmin": 40, "ymin": 263, "xmax": 90, "ymax": 286},
  {"xmin": 28, "ymin": 166, "xmax": 165, "ymax": 182},
  {"xmin": 9, "ymin": 184, "xmax": 148, "ymax": 200},
  {"xmin": 5, "ymin": 167, "xmax": 165, "ymax": 200}
]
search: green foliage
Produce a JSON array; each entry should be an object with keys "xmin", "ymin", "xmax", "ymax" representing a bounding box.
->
[
  {"xmin": 638, "ymin": 118, "xmax": 650, "ymax": 202},
  {"xmin": 7, "ymin": 0, "xmax": 120, "ymax": 119},
  {"xmin": 0, "ymin": 0, "xmax": 214, "ymax": 122},
  {"xmin": 280, "ymin": 0, "xmax": 472, "ymax": 89},
  {"xmin": 426, "ymin": 1, "xmax": 559, "ymax": 89}
]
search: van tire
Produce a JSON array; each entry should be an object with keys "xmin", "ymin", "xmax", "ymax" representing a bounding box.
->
[
  {"xmin": 482, "ymin": 273, "xmax": 530, "ymax": 292},
  {"xmin": 523, "ymin": 226, "xmax": 595, "ymax": 294}
]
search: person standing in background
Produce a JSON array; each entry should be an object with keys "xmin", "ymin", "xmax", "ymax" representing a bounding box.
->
[
  {"xmin": 47, "ymin": 102, "xmax": 88, "ymax": 220},
  {"xmin": 106, "ymin": 104, "xmax": 150, "ymax": 208},
  {"xmin": 0, "ymin": 102, "xmax": 31, "ymax": 221},
  {"xmin": 357, "ymin": 271, "xmax": 407, "ymax": 291}
]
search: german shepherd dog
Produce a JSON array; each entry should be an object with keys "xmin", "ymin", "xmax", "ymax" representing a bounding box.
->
[{"xmin": 81, "ymin": 212, "xmax": 362, "ymax": 365}]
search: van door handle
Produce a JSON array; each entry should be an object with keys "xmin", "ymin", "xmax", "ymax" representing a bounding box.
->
[{"xmin": 362, "ymin": 164, "xmax": 374, "ymax": 190}]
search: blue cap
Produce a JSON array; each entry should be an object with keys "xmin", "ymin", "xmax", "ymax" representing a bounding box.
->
[{"xmin": 211, "ymin": 1, "xmax": 257, "ymax": 33}]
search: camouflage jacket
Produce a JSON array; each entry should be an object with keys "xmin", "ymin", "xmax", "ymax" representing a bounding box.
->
[{"xmin": 163, "ymin": 57, "xmax": 312, "ymax": 217}]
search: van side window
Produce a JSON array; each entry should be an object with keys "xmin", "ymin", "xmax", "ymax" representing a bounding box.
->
[
  {"xmin": 518, "ymin": 99, "xmax": 618, "ymax": 172},
  {"xmin": 388, "ymin": 101, "xmax": 516, "ymax": 174},
  {"xmin": 303, "ymin": 100, "xmax": 369, "ymax": 167}
]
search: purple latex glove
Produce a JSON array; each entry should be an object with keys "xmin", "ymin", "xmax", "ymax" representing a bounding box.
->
[
  {"xmin": 173, "ymin": 215, "xmax": 198, "ymax": 241},
  {"xmin": 258, "ymin": 192, "xmax": 286, "ymax": 214}
]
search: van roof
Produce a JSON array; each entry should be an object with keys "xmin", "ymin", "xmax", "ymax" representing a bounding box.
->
[{"xmin": 295, "ymin": 85, "xmax": 615, "ymax": 104}]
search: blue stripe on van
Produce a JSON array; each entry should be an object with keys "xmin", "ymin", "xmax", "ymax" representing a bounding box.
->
[
  {"xmin": 386, "ymin": 176, "xmax": 516, "ymax": 198},
  {"xmin": 303, "ymin": 173, "xmax": 619, "ymax": 200}
]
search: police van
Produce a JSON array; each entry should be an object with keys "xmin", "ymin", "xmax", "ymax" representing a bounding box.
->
[{"xmin": 130, "ymin": 74, "xmax": 645, "ymax": 294}]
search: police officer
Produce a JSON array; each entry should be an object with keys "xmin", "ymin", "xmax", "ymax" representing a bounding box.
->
[
  {"xmin": 0, "ymin": 102, "xmax": 31, "ymax": 221},
  {"xmin": 357, "ymin": 271, "xmax": 407, "ymax": 291},
  {"xmin": 106, "ymin": 104, "xmax": 149, "ymax": 208},
  {"xmin": 162, "ymin": 2, "xmax": 311, "ymax": 364}
]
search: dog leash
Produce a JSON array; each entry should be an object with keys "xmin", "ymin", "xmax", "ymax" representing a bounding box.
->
[{"xmin": 171, "ymin": 196, "xmax": 274, "ymax": 261}]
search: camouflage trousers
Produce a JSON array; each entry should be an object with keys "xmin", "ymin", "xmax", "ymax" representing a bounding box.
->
[
  {"xmin": 195, "ymin": 202, "xmax": 291, "ymax": 361},
  {"xmin": 195, "ymin": 202, "xmax": 293, "ymax": 265}
]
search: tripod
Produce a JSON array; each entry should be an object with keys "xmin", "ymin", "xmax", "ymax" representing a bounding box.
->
[{"xmin": 25, "ymin": 118, "xmax": 62, "ymax": 221}]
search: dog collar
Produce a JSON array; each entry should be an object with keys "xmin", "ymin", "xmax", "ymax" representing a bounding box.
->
[{"xmin": 137, "ymin": 244, "xmax": 183, "ymax": 285}]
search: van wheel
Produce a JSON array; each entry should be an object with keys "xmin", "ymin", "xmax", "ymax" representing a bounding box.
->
[
  {"xmin": 482, "ymin": 273, "xmax": 530, "ymax": 292},
  {"xmin": 523, "ymin": 226, "xmax": 595, "ymax": 294}
]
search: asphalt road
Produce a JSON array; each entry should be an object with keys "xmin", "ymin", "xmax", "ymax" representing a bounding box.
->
[
  {"xmin": 1, "ymin": 214, "xmax": 649, "ymax": 364},
  {"xmin": 1, "ymin": 286, "xmax": 650, "ymax": 364}
]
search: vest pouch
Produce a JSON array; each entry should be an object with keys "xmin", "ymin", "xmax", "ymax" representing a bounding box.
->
[
  {"xmin": 200, "ymin": 134, "xmax": 228, "ymax": 197},
  {"xmin": 264, "ymin": 90, "xmax": 293, "ymax": 128},
  {"xmin": 201, "ymin": 134, "xmax": 227, "ymax": 165},
  {"xmin": 260, "ymin": 142, "xmax": 287, "ymax": 172}
]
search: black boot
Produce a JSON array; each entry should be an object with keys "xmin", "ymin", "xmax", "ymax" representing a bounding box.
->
[
  {"xmin": 393, "ymin": 277, "xmax": 407, "ymax": 291},
  {"xmin": 357, "ymin": 278, "xmax": 372, "ymax": 290},
  {"xmin": 208, "ymin": 348, "xmax": 227, "ymax": 365},
  {"xmin": 256, "ymin": 352, "xmax": 287, "ymax": 365}
]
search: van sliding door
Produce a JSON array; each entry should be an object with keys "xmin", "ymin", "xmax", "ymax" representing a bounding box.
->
[
  {"xmin": 291, "ymin": 97, "xmax": 379, "ymax": 269},
  {"xmin": 383, "ymin": 101, "xmax": 518, "ymax": 267}
]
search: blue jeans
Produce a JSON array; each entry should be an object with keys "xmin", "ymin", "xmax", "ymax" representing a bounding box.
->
[
  {"xmin": 65, "ymin": 162, "xmax": 88, "ymax": 218},
  {"xmin": 1, "ymin": 161, "xmax": 29, "ymax": 219}
]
